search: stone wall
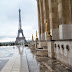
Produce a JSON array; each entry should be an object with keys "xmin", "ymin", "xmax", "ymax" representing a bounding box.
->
[{"xmin": 59, "ymin": 24, "xmax": 72, "ymax": 39}]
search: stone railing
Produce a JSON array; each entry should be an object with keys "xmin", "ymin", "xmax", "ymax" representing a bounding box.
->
[{"xmin": 53, "ymin": 40, "xmax": 72, "ymax": 67}]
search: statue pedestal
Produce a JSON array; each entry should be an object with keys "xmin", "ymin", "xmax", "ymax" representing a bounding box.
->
[
  {"xmin": 47, "ymin": 36, "xmax": 52, "ymax": 40},
  {"xmin": 47, "ymin": 36, "xmax": 55, "ymax": 58},
  {"xmin": 47, "ymin": 41, "xmax": 55, "ymax": 58}
]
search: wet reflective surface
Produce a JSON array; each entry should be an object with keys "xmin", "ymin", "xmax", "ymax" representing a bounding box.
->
[
  {"xmin": 0, "ymin": 46, "xmax": 17, "ymax": 71},
  {"xmin": 0, "ymin": 59, "xmax": 8, "ymax": 71},
  {"xmin": 0, "ymin": 46, "xmax": 17, "ymax": 58},
  {"xmin": 0, "ymin": 46, "xmax": 72, "ymax": 72},
  {"xmin": 26, "ymin": 48, "xmax": 40, "ymax": 72},
  {"xmin": 17, "ymin": 45, "xmax": 49, "ymax": 72}
]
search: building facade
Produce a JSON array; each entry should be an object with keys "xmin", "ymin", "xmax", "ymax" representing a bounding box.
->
[
  {"xmin": 37, "ymin": 0, "xmax": 72, "ymax": 68},
  {"xmin": 37, "ymin": 0, "xmax": 72, "ymax": 40}
]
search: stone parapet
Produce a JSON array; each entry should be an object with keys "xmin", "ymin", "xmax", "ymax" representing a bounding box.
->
[{"xmin": 54, "ymin": 40, "xmax": 72, "ymax": 68}]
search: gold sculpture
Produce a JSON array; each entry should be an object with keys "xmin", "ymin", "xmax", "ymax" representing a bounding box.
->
[
  {"xmin": 46, "ymin": 21, "xmax": 51, "ymax": 36},
  {"xmin": 46, "ymin": 21, "xmax": 48, "ymax": 32},
  {"xmin": 36, "ymin": 30, "xmax": 37, "ymax": 37},
  {"xmin": 32, "ymin": 34, "xmax": 33, "ymax": 41},
  {"xmin": 36, "ymin": 30, "xmax": 38, "ymax": 41}
]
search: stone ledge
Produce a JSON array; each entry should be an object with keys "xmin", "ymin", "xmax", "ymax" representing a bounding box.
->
[
  {"xmin": 35, "ymin": 48, "xmax": 48, "ymax": 51},
  {"xmin": 36, "ymin": 39, "xmax": 72, "ymax": 42}
]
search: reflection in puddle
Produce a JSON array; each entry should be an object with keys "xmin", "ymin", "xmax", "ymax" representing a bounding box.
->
[
  {"xmin": 26, "ymin": 48, "xmax": 40, "ymax": 72},
  {"xmin": 26, "ymin": 48, "xmax": 50, "ymax": 72},
  {"xmin": 16, "ymin": 45, "xmax": 24, "ymax": 72},
  {"xmin": 16, "ymin": 45, "xmax": 49, "ymax": 72}
]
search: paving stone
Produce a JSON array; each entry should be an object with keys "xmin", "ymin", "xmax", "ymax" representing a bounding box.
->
[{"xmin": 0, "ymin": 46, "xmax": 72, "ymax": 72}]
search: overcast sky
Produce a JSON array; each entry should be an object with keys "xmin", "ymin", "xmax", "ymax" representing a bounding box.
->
[{"xmin": 0, "ymin": 0, "xmax": 38, "ymax": 42}]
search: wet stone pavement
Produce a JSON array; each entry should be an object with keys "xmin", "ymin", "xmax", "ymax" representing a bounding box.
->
[
  {"xmin": 36, "ymin": 57, "xmax": 72, "ymax": 72},
  {"xmin": 0, "ymin": 46, "xmax": 17, "ymax": 71},
  {"xmin": 28, "ymin": 47, "xmax": 72, "ymax": 72},
  {"xmin": 0, "ymin": 60, "xmax": 8, "ymax": 71},
  {"xmin": 0, "ymin": 46, "xmax": 72, "ymax": 72},
  {"xmin": 26, "ymin": 48, "xmax": 50, "ymax": 72}
]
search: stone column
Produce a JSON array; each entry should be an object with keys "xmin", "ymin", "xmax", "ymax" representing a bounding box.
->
[
  {"xmin": 58, "ymin": 0, "xmax": 71, "ymax": 24},
  {"xmin": 49, "ymin": 0, "xmax": 59, "ymax": 29},
  {"xmin": 70, "ymin": 0, "xmax": 72, "ymax": 23},
  {"xmin": 43, "ymin": 0, "xmax": 50, "ymax": 40},
  {"xmin": 58, "ymin": 0, "xmax": 63, "ymax": 24},
  {"xmin": 39, "ymin": 0, "xmax": 45, "ymax": 40},
  {"xmin": 62, "ymin": 0, "xmax": 71, "ymax": 24},
  {"xmin": 48, "ymin": 0, "xmax": 52, "ymax": 30},
  {"xmin": 48, "ymin": 0, "xmax": 59, "ymax": 40},
  {"xmin": 37, "ymin": 0, "xmax": 41, "ymax": 40},
  {"xmin": 58, "ymin": 0, "xmax": 72, "ymax": 39}
]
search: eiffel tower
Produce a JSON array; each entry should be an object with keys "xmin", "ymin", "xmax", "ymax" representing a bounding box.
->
[{"xmin": 15, "ymin": 9, "xmax": 26, "ymax": 44}]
